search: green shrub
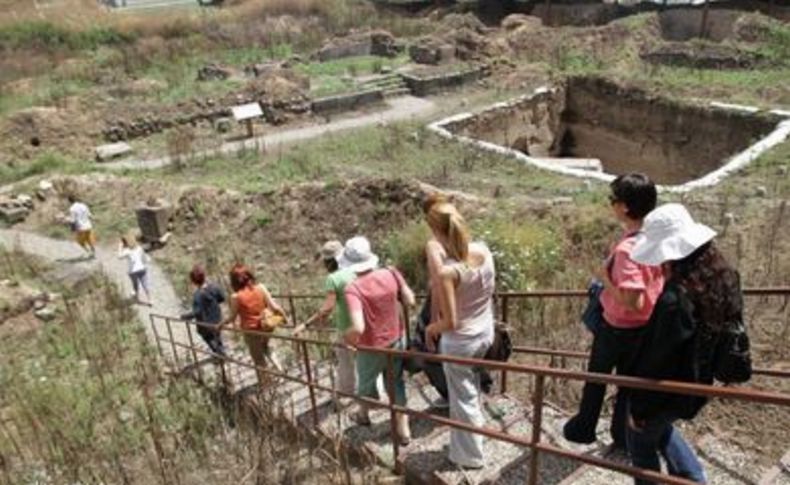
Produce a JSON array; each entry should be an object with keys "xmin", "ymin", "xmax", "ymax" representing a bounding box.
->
[
  {"xmin": 0, "ymin": 21, "xmax": 133, "ymax": 53},
  {"xmin": 381, "ymin": 217, "xmax": 563, "ymax": 292}
]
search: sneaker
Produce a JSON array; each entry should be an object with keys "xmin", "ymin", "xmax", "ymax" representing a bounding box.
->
[{"xmin": 562, "ymin": 415, "xmax": 597, "ymax": 444}]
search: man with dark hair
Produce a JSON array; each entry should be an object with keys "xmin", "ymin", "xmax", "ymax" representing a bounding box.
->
[{"xmin": 564, "ymin": 173, "xmax": 664, "ymax": 450}]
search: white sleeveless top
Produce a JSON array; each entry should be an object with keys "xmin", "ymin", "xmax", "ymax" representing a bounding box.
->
[{"xmin": 448, "ymin": 242, "xmax": 496, "ymax": 340}]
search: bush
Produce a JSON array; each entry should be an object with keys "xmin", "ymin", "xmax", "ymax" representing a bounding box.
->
[
  {"xmin": 381, "ymin": 217, "xmax": 563, "ymax": 293},
  {"xmin": 0, "ymin": 21, "xmax": 133, "ymax": 53}
]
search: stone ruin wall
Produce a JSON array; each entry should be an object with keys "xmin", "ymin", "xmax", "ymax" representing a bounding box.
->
[
  {"xmin": 444, "ymin": 88, "xmax": 565, "ymax": 158},
  {"xmin": 562, "ymin": 76, "xmax": 778, "ymax": 184}
]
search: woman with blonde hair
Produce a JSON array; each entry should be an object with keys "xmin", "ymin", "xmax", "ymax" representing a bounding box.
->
[
  {"xmin": 118, "ymin": 234, "xmax": 151, "ymax": 305},
  {"xmin": 425, "ymin": 202, "xmax": 496, "ymax": 469},
  {"xmin": 221, "ymin": 264, "xmax": 287, "ymax": 382}
]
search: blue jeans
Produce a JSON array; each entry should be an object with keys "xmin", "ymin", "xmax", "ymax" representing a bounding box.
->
[{"xmin": 626, "ymin": 415, "xmax": 706, "ymax": 485}]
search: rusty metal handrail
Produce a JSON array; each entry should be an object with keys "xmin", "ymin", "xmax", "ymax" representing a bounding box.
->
[
  {"xmin": 149, "ymin": 313, "xmax": 790, "ymax": 485},
  {"xmin": 272, "ymin": 287, "xmax": 790, "ymax": 300}
]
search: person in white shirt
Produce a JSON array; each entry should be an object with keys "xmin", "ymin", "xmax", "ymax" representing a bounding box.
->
[
  {"xmin": 67, "ymin": 195, "xmax": 96, "ymax": 258},
  {"xmin": 118, "ymin": 234, "xmax": 151, "ymax": 305}
]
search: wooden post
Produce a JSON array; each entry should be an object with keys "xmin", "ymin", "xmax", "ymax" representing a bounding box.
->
[
  {"xmin": 528, "ymin": 375, "xmax": 545, "ymax": 485},
  {"xmin": 544, "ymin": 0, "xmax": 552, "ymax": 27},
  {"xmin": 245, "ymin": 119, "xmax": 253, "ymax": 139},
  {"xmin": 500, "ymin": 295, "xmax": 509, "ymax": 394},
  {"xmin": 386, "ymin": 354, "xmax": 400, "ymax": 469},
  {"xmin": 301, "ymin": 341, "xmax": 319, "ymax": 427},
  {"xmin": 700, "ymin": 0, "xmax": 710, "ymax": 39}
]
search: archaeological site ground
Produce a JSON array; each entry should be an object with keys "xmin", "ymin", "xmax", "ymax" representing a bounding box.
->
[{"xmin": 1, "ymin": 0, "xmax": 789, "ymax": 484}]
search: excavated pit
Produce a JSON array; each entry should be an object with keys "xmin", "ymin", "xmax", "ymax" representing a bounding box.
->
[{"xmin": 433, "ymin": 76, "xmax": 786, "ymax": 187}]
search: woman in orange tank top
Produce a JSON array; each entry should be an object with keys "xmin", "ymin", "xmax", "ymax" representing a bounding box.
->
[{"xmin": 221, "ymin": 264, "xmax": 287, "ymax": 382}]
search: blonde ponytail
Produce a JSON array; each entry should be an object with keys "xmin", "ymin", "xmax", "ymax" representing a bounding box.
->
[{"xmin": 427, "ymin": 202, "xmax": 471, "ymax": 262}]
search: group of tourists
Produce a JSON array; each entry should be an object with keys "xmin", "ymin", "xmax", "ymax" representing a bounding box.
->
[
  {"xmin": 563, "ymin": 173, "xmax": 745, "ymax": 485},
  {"xmin": 65, "ymin": 170, "xmax": 746, "ymax": 483}
]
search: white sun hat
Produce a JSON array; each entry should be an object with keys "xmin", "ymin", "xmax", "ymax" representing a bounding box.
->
[
  {"xmin": 338, "ymin": 236, "xmax": 380, "ymax": 273},
  {"xmin": 631, "ymin": 203, "xmax": 717, "ymax": 266}
]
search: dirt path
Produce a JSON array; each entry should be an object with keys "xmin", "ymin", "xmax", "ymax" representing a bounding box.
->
[
  {"xmin": 104, "ymin": 96, "xmax": 436, "ymax": 171},
  {"xmin": 0, "ymin": 228, "xmax": 189, "ymax": 362}
]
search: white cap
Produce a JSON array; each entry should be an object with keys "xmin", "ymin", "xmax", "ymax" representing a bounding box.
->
[
  {"xmin": 631, "ymin": 203, "xmax": 717, "ymax": 266},
  {"xmin": 337, "ymin": 236, "xmax": 380, "ymax": 273}
]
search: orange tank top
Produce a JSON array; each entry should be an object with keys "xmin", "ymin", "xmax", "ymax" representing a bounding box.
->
[{"xmin": 236, "ymin": 285, "xmax": 266, "ymax": 330}]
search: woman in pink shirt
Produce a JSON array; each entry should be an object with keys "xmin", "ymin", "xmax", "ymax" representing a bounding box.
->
[
  {"xmin": 342, "ymin": 236, "xmax": 415, "ymax": 445},
  {"xmin": 564, "ymin": 173, "xmax": 664, "ymax": 449}
]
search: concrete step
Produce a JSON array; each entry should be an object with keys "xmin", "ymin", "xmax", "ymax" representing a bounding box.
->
[{"xmin": 383, "ymin": 87, "xmax": 412, "ymax": 98}]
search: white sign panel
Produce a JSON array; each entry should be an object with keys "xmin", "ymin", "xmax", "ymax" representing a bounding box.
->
[{"xmin": 231, "ymin": 102, "xmax": 263, "ymax": 121}]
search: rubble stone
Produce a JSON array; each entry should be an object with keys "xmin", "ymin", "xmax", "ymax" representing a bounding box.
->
[{"xmin": 197, "ymin": 64, "xmax": 233, "ymax": 81}]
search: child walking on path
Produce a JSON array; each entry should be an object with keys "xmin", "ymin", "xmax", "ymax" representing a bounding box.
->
[
  {"xmin": 118, "ymin": 234, "xmax": 152, "ymax": 305},
  {"xmin": 68, "ymin": 195, "xmax": 96, "ymax": 258}
]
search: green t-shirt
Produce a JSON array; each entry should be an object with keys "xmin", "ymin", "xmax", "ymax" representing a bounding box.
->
[{"xmin": 324, "ymin": 268, "xmax": 356, "ymax": 332}]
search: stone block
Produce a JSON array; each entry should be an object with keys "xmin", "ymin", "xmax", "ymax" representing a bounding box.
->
[
  {"xmin": 136, "ymin": 199, "xmax": 172, "ymax": 243},
  {"xmin": 214, "ymin": 117, "xmax": 233, "ymax": 134},
  {"xmin": 95, "ymin": 142, "xmax": 133, "ymax": 162},
  {"xmin": 0, "ymin": 206, "xmax": 28, "ymax": 224}
]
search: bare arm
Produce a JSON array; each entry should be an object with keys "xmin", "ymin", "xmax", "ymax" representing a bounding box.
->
[
  {"xmin": 303, "ymin": 291, "xmax": 336, "ymax": 327},
  {"xmin": 259, "ymin": 284, "xmax": 286, "ymax": 316},
  {"xmin": 426, "ymin": 239, "xmax": 446, "ymax": 321},
  {"xmin": 345, "ymin": 308, "xmax": 365, "ymax": 346},
  {"xmin": 425, "ymin": 265, "xmax": 459, "ymax": 349},
  {"xmin": 220, "ymin": 294, "xmax": 238, "ymax": 328}
]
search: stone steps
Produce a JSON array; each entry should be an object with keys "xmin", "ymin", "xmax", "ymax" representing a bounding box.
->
[{"xmin": 176, "ymin": 341, "xmax": 781, "ymax": 485}]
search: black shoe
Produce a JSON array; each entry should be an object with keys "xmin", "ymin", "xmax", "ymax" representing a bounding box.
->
[{"xmin": 563, "ymin": 415, "xmax": 597, "ymax": 444}]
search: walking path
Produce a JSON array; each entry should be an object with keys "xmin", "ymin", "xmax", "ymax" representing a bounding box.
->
[
  {"xmin": 104, "ymin": 96, "xmax": 436, "ymax": 171},
  {"xmin": 0, "ymin": 228, "xmax": 190, "ymax": 361}
]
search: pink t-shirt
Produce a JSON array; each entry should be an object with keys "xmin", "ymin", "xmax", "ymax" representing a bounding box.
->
[
  {"xmin": 600, "ymin": 233, "xmax": 665, "ymax": 328},
  {"xmin": 345, "ymin": 268, "xmax": 406, "ymax": 348}
]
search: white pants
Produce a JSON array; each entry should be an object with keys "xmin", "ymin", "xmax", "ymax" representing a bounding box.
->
[
  {"xmin": 335, "ymin": 336, "xmax": 357, "ymax": 395},
  {"xmin": 440, "ymin": 333, "xmax": 491, "ymax": 468}
]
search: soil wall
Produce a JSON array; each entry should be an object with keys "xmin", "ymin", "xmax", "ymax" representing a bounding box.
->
[
  {"xmin": 561, "ymin": 76, "xmax": 777, "ymax": 184},
  {"xmin": 444, "ymin": 89, "xmax": 563, "ymax": 157},
  {"xmin": 658, "ymin": 8, "xmax": 742, "ymax": 42}
]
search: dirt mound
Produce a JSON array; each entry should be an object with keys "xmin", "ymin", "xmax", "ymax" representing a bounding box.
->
[
  {"xmin": 641, "ymin": 42, "xmax": 765, "ymax": 70},
  {"xmin": 171, "ymin": 178, "xmax": 426, "ymax": 287},
  {"xmin": 0, "ymin": 105, "xmax": 99, "ymax": 166},
  {"xmin": 439, "ymin": 13, "xmax": 488, "ymax": 35},
  {"xmin": 732, "ymin": 12, "xmax": 783, "ymax": 43}
]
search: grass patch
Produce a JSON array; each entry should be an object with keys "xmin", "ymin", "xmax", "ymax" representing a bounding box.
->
[
  {"xmin": 0, "ymin": 153, "xmax": 93, "ymax": 186},
  {"xmin": 0, "ymin": 21, "xmax": 133, "ymax": 52}
]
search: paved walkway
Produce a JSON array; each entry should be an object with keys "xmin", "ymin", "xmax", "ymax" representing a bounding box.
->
[
  {"xmin": 104, "ymin": 96, "xmax": 436, "ymax": 171},
  {"xmin": 0, "ymin": 228, "xmax": 189, "ymax": 361}
]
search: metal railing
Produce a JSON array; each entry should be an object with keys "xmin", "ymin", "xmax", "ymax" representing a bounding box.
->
[
  {"xmin": 272, "ymin": 288, "xmax": 790, "ymax": 392},
  {"xmin": 149, "ymin": 296, "xmax": 790, "ymax": 485}
]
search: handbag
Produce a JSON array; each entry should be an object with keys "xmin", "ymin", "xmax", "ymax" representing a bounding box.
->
[
  {"xmin": 484, "ymin": 322, "xmax": 512, "ymax": 362},
  {"xmin": 581, "ymin": 279, "xmax": 606, "ymax": 334},
  {"xmin": 713, "ymin": 322, "xmax": 752, "ymax": 384}
]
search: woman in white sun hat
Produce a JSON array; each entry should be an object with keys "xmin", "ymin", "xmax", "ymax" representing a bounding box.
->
[
  {"xmin": 623, "ymin": 203, "xmax": 745, "ymax": 485},
  {"xmin": 342, "ymin": 236, "xmax": 416, "ymax": 445}
]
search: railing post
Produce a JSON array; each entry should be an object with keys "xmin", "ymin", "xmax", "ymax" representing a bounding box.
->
[
  {"xmin": 300, "ymin": 340, "xmax": 319, "ymax": 428},
  {"xmin": 288, "ymin": 295, "xmax": 298, "ymax": 325},
  {"xmin": 500, "ymin": 295, "xmax": 509, "ymax": 394},
  {"xmin": 165, "ymin": 317, "xmax": 179, "ymax": 366},
  {"xmin": 386, "ymin": 353, "xmax": 400, "ymax": 468},
  {"xmin": 528, "ymin": 374, "xmax": 545, "ymax": 485},
  {"xmin": 185, "ymin": 321, "xmax": 204, "ymax": 384},
  {"xmin": 149, "ymin": 314, "xmax": 164, "ymax": 358}
]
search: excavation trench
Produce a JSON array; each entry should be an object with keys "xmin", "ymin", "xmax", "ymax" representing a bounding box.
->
[{"xmin": 432, "ymin": 76, "xmax": 787, "ymax": 188}]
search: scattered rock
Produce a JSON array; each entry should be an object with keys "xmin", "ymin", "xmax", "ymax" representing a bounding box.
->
[
  {"xmin": 409, "ymin": 40, "xmax": 456, "ymax": 65},
  {"xmin": 38, "ymin": 180, "xmax": 54, "ymax": 192},
  {"xmin": 214, "ymin": 117, "xmax": 233, "ymax": 134},
  {"xmin": 755, "ymin": 185, "xmax": 768, "ymax": 197},
  {"xmin": 501, "ymin": 14, "xmax": 541, "ymax": 31},
  {"xmin": 33, "ymin": 306, "xmax": 57, "ymax": 322},
  {"xmin": 197, "ymin": 63, "xmax": 233, "ymax": 82},
  {"xmin": 95, "ymin": 142, "xmax": 133, "ymax": 163}
]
